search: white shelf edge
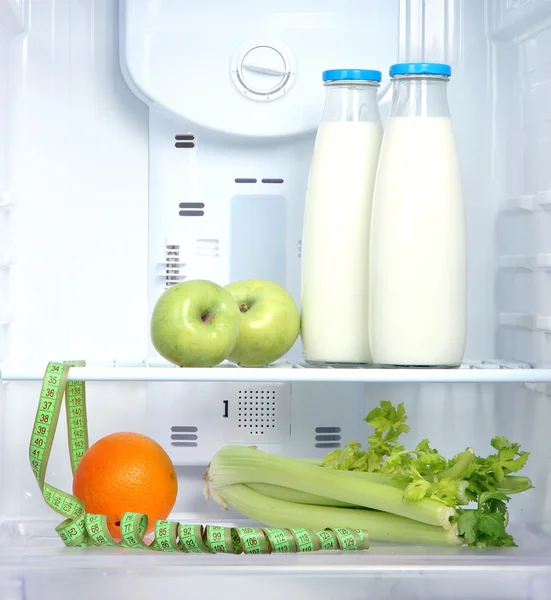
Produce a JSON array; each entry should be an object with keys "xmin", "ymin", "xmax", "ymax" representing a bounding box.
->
[
  {"xmin": 500, "ymin": 195, "xmax": 534, "ymax": 214},
  {"xmin": 499, "ymin": 312, "xmax": 535, "ymax": 330},
  {"xmin": 536, "ymin": 190, "xmax": 551, "ymax": 211},
  {"xmin": 0, "ymin": 191, "xmax": 15, "ymax": 209},
  {"xmin": 537, "ymin": 253, "xmax": 551, "ymax": 270},
  {"xmin": 499, "ymin": 254, "xmax": 534, "ymax": 271},
  {"xmin": 498, "ymin": 253, "xmax": 551, "ymax": 271},
  {"xmin": 536, "ymin": 316, "xmax": 551, "ymax": 333},
  {"xmin": 0, "ymin": 255, "xmax": 13, "ymax": 268},
  {"xmin": 500, "ymin": 312, "xmax": 551, "ymax": 332},
  {"xmin": 0, "ymin": 362, "xmax": 548, "ymax": 383}
]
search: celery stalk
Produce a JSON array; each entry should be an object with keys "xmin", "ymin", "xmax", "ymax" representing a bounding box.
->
[
  {"xmin": 436, "ymin": 449, "xmax": 475, "ymax": 481},
  {"xmin": 341, "ymin": 470, "xmax": 407, "ymax": 486},
  {"xmin": 497, "ymin": 475, "xmax": 533, "ymax": 494},
  {"xmin": 456, "ymin": 480, "xmax": 469, "ymax": 505},
  {"xmin": 205, "ymin": 445, "xmax": 456, "ymax": 529},
  {"xmin": 214, "ymin": 483, "xmax": 463, "ymax": 546},
  {"xmin": 246, "ymin": 482, "xmax": 357, "ymax": 508}
]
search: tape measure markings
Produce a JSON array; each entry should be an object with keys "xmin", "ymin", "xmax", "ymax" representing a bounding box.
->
[
  {"xmin": 289, "ymin": 528, "xmax": 320, "ymax": 552},
  {"xmin": 30, "ymin": 361, "xmax": 370, "ymax": 554},
  {"xmin": 64, "ymin": 360, "xmax": 89, "ymax": 475},
  {"xmin": 29, "ymin": 361, "xmax": 90, "ymax": 547},
  {"xmin": 235, "ymin": 527, "xmax": 270, "ymax": 554},
  {"xmin": 263, "ymin": 527, "xmax": 294, "ymax": 553}
]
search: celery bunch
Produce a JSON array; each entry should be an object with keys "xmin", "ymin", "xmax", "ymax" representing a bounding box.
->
[{"xmin": 204, "ymin": 401, "xmax": 532, "ymax": 548}]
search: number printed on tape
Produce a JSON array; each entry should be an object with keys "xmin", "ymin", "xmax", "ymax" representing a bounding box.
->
[{"xmin": 31, "ymin": 361, "xmax": 370, "ymax": 554}]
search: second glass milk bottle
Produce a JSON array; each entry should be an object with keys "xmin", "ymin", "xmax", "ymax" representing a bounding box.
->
[
  {"xmin": 369, "ymin": 63, "xmax": 467, "ymax": 367},
  {"xmin": 301, "ymin": 69, "xmax": 383, "ymax": 365}
]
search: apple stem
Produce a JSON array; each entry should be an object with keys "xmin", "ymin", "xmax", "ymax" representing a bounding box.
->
[
  {"xmin": 239, "ymin": 302, "xmax": 249, "ymax": 313},
  {"xmin": 201, "ymin": 311, "xmax": 215, "ymax": 324}
]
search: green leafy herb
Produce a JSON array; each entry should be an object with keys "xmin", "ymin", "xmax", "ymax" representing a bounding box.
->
[
  {"xmin": 322, "ymin": 401, "xmax": 409, "ymax": 472},
  {"xmin": 455, "ymin": 491, "xmax": 515, "ymax": 548},
  {"xmin": 321, "ymin": 400, "xmax": 533, "ymax": 548}
]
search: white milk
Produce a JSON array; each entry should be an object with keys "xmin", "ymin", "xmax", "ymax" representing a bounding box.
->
[
  {"xmin": 301, "ymin": 120, "xmax": 383, "ymax": 364},
  {"xmin": 369, "ymin": 116, "xmax": 466, "ymax": 366}
]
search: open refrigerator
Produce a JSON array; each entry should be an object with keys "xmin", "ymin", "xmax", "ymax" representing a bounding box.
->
[{"xmin": 1, "ymin": 0, "xmax": 551, "ymax": 598}]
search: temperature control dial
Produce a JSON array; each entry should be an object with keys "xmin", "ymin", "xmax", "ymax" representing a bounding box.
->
[{"xmin": 231, "ymin": 40, "xmax": 295, "ymax": 101}]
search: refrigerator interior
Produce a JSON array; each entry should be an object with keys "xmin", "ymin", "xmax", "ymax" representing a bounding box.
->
[{"xmin": 1, "ymin": 0, "xmax": 551, "ymax": 598}]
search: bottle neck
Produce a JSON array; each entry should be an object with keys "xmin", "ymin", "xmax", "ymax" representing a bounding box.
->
[
  {"xmin": 389, "ymin": 75, "xmax": 450, "ymax": 118},
  {"xmin": 322, "ymin": 82, "xmax": 381, "ymax": 123}
]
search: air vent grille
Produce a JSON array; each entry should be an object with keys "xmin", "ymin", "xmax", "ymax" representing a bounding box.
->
[
  {"xmin": 314, "ymin": 426, "xmax": 341, "ymax": 449},
  {"xmin": 238, "ymin": 388, "xmax": 277, "ymax": 435},
  {"xmin": 174, "ymin": 134, "xmax": 195, "ymax": 148},
  {"xmin": 234, "ymin": 177, "xmax": 284, "ymax": 184},
  {"xmin": 179, "ymin": 202, "xmax": 204, "ymax": 217},
  {"xmin": 170, "ymin": 425, "xmax": 198, "ymax": 447},
  {"xmin": 223, "ymin": 383, "xmax": 290, "ymax": 444},
  {"xmin": 164, "ymin": 244, "xmax": 185, "ymax": 288}
]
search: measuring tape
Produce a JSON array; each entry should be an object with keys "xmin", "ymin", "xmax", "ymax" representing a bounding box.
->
[{"xmin": 29, "ymin": 361, "xmax": 369, "ymax": 553}]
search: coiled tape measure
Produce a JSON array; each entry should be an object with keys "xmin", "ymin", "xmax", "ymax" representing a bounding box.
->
[{"xmin": 29, "ymin": 361, "xmax": 369, "ymax": 553}]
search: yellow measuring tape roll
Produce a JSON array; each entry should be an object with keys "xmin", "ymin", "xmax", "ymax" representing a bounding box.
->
[{"xmin": 29, "ymin": 361, "xmax": 369, "ymax": 553}]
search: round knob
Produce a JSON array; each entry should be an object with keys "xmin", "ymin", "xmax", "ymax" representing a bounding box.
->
[
  {"xmin": 241, "ymin": 46, "xmax": 287, "ymax": 92},
  {"xmin": 231, "ymin": 41, "xmax": 295, "ymax": 101}
]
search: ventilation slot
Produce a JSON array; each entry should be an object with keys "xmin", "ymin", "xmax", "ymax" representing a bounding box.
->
[
  {"xmin": 298, "ymin": 239, "xmax": 302, "ymax": 258},
  {"xmin": 314, "ymin": 426, "xmax": 341, "ymax": 449},
  {"xmin": 163, "ymin": 244, "xmax": 185, "ymax": 288},
  {"xmin": 234, "ymin": 178, "xmax": 284, "ymax": 184},
  {"xmin": 179, "ymin": 202, "xmax": 204, "ymax": 217},
  {"xmin": 170, "ymin": 425, "xmax": 198, "ymax": 447},
  {"xmin": 171, "ymin": 442, "xmax": 198, "ymax": 447},
  {"xmin": 180, "ymin": 202, "xmax": 204, "ymax": 209},
  {"xmin": 174, "ymin": 134, "xmax": 195, "ymax": 149},
  {"xmin": 171, "ymin": 426, "xmax": 198, "ymax": 432},
  {"xmin": 315, "ymin": 427, "xmax": 341, "ymax": 434},
  {"xmin": 238, "ymin": 389, "xmax": 277, "ymax": 435}
]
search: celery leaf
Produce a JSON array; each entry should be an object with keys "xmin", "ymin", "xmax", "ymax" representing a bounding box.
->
[
  {"xmin": 322, "ymin": 400, "xmax": 532, "ymax": 547},
  {"xmin": 457, "ymin": 509, "xmax": 478, "ymax": 545},
  {"xmin": 403, "ymin": 478, "xmax": 432, "ymax": 501}
]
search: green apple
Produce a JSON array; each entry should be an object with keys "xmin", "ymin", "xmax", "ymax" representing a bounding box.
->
[
  {"xmin": 150, "ymin": 279, "xmax": 241, "ymax": 367},
  {"xmin": 224, "ymin": 279, "xmax": 300, "ymax": 366}
]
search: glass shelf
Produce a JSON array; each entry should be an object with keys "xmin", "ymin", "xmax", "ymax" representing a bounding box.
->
[{"xmin": 1, "ymin": 359, "xmax": 549, "ymax": 384}]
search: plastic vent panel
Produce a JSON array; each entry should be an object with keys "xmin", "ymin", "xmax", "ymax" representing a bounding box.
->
[{"xmin": 223, "ymin": 382, "xmax": 291, "ymax": 443}]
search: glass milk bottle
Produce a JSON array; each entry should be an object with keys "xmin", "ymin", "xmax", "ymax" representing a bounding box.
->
[
  {"xmin": 369, "ymin": 63, "xmax": 466, "ymax": 367},
  {"xmin": 301, "ymin": 69, "xmax": 383, "ymax": 365}
]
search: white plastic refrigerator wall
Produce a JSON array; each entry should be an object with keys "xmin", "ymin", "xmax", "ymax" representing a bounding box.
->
[{"xmin": 1, "ymin": 0, "xmax": 551, "ymax": 598}]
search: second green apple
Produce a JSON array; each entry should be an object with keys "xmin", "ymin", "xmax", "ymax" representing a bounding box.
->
[{"xmin": 225, "ymin": 279, "xmax": 300, "ymax": 366}]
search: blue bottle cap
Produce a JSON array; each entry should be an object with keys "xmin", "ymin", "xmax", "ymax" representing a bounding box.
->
[
  {"xmin": 389, "ymin": 62, "xmax": 451, "ymax": 77},
  {"xmin": 322, "ymin": 69, "xmax": 382, "ymax": 83}
]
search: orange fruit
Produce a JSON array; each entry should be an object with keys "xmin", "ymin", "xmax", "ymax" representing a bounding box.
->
[{"xmin": 72, "ymin": 432, "xmax": 178, "ymax": 540}]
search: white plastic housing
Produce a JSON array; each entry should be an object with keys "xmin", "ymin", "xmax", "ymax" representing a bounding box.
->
[{"xmin": 119, "ymin": 0, "xmax": 399, "ymax": 137}]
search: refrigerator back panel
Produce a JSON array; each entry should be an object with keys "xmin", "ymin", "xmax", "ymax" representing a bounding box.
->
[
  {"xmin": 118, "ymin": 0, "xmax": 400, "ymax": 365},
  {"xmin": 118, "ymin": 0, "xmax": 401, "ymax": 460}
]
